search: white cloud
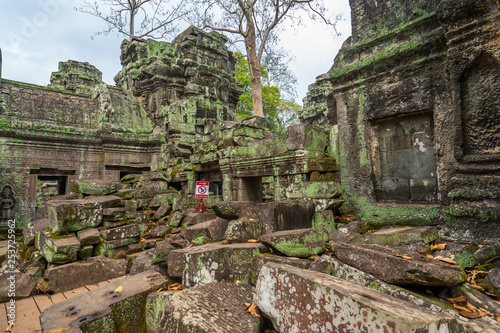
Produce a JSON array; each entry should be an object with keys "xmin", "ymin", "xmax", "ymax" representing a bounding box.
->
[{"xmin": 0, "ymin": 0, "xmax": 352, "ymax": 100}]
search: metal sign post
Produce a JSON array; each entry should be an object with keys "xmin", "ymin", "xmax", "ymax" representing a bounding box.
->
[{"xmin": 194, "ymin": 180, "xmax": 210, "ymax": 213}]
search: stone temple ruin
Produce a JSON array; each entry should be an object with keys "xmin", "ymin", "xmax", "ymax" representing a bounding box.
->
[{"xmin": 0, "ymin": 1, "xmax": 499, "ymax": 332}]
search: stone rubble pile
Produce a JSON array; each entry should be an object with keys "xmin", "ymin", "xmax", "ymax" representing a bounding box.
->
[{"xmin": 4, "ymin": 178, "xmax": 498, "ymax": 332}]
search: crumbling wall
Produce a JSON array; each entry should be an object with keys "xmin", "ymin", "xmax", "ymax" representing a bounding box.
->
[
  {"xmin": 302, "ymin": 0, "xmax": 500, "ymax": 243},
  {"xmin": 0, "ymin": 62, "xmax": 160, "ymax": 230}
]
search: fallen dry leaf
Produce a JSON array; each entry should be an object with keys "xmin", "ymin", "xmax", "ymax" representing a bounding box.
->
[
  {"xmin": 417, "ymin": 251, "xmax": 435, "ymax": 259},
  {"xmin": 308, "ymin": 255, "xmax": 318, "ymax": 260},
  {"xmin": 244, "ymin": 303, "xmax": 260, "ymax": 317},
  {"xmin": 394, "ymin": 253, "xmax": 413, "ymax": 260},
  {"xmin": 430, "ymin": 243, "xmax": 446, "ymax": 251},
  {"xmin": 450, "ymin": 296, "xmax": 468, "ymax": 305},
  {"xmin": 221, "ymin": 240, "xmax": 229, "ymax": 244},
  {"xmin": 235, "ymin": 280, "xmax": 242, "ymax": 284},
  {"xmin": 114, "ymin": 285, "xmax": 123, "ymax": 293},
  {"xmin": 167, "ymin": 283, "xmax": 183, "ymax": 291},
  {"xmin": 247, "ymin": 239, "xmax": 259, "ymax": 243},
  {"xmin": 5, "ymin": 323, "xmax": 13, "ymax": 332},
  {"xmin": 434, "ymin": 256, "xmax": 457, "ymax": 265},
  {"xmin": 44, "ymin": 329, "xmax": 69, "ymax": 333},
  {"xmin": 460, "ymin": 311, "xmax": 481, "ymax": 319},
  {"xmin": 495, "ymin": 313, "xmax": 500, "ymax": 324}
]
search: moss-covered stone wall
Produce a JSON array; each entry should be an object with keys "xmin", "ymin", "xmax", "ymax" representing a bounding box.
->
[{"xmin": 302, "ymin": 0, "xmax": 500, "ymax": 244}]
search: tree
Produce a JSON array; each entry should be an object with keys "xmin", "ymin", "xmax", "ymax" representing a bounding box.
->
[
  {"xmin": 77, "ymin": 0, "xmax": 189, "ymax": 40},
  {"xmin": 234, "ymin": 52, "xmax": 299, "ymax": 136},
  {"xmin": 191, "ymin": 0, "xmax": 339, "ymax": 117}
]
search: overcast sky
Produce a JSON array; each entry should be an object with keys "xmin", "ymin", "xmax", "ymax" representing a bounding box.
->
[{"xmin": 0, "ymin": 0, "xmax": 351, "ymax": 105}]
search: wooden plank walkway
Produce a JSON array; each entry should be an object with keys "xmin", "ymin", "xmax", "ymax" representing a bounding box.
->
[{"xmin": 0, "ymin": 280, "xmax": 113, "ymax": 333}]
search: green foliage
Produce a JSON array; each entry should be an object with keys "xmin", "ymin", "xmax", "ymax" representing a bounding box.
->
[{"xmin": 234, "ymin": 52, "xmax": 299, "ymax": 136}]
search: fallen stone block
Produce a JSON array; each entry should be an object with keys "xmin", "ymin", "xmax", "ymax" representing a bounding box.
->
[
  {"xmin": 145, "ymin": 291, "xmax": 175, "ymax": 332},
  {"xmin": 212, "ymin": 201, "xmax": 259, "ymax": 220},
  {"xmin": 48, "ymin": 195, "xmax": 123, "ymax": 233},
  {"xmin": 154, "ymin": 203, "xmax": 172, "ymax": 219},
  {"xmin": 184, "ymin": 218, "xmax": 228, "ymax": 242},
  {"xmin": 312, "ymin": 210, "xmax": 338, "ymax": 234},
  {"xmin": 103, "ymin": 207, "xmax": 130, "ymax": 221},
  {"xmin": 331, "ymin": 243, "xmax": 467, "ymax": 286},
  {"xmin": 166, "ymin": 242, "xmax": 268, "ymax": 285},
  {"xmin": 94, "ymin": 237, "xmax": 140, "ymax": 255},
  {"xmin": 23, "ymin": 218, "xmax": 49, "ymax": 246},
  {"xmin": 488, "ymin": 268, "xmax": 500, "ymax": 295},
  {"xmin": 47, "ymin": 199, "xmax": 102, "ymax": 234},
  {"xmin": 260, "ymin": 228, "xmax": 328, "ymax": 258},
  {"xmin": 70, "ymin": 178, "xmax": 119, "ymax": 196},
  {"xmin": 146, "ymin": 225, "xmax": 170, "ymax": 239},
  {"xmin": 77, "ymin": 228, "xmax": 100, "ymax": 245},
  {"xmin": 168, "ymin": 211, "xmax": 184, "ymax": 227},
  {"xmin": 152, "ymin": 241, "xmax": 177, "ymax": 264},
  {"xmin": 40, "ymin": 271, "xmax": 167, "ymax": 333},
  {"xmin": 78, "ymin": 244, "xmax": 94, "ymax": 260},
  {"xmin": 149, "ymin": 193, "xmax": 177, "ymax": 208},
  {"xmin": 474, "ymin": 244, "xmax": 500, "ymax": 264},
  {"xmin": 183, "ymin": 242, "xmax": 268, "ymax": 287},
  {"xmin": 130, "ymin": 252, "xmax": 168, "ymax": 276},
  {"xmin": 330, "ymin": 222, "xmax": 365, "ymax": 244},
  {"xmin": 225, "ymin": 217, "xmax": 261, "ymax": 243},
  {"xmin": 0, "ymin": 266, "xmax": 43, "ymax": 302},
  {"xmin": 39, "ymin": 256, "xmax": 127, "ymax": 293},
  {"xmin": 255, "ymin": 263, "xmax": 463, "ymax": 333},
  {"xmin": 273, "ymin": 199, "xmax": 315, "ymax": 231},
  {"xmin": 36, "ymin": 228, "xmax": 81, "ymax": 264},
  {"xmin": 183, "ymin": 212, "xmax": 217, "ymax": 226},
  {"xmin": 251, "ymin": 253, "xmax": 311, "ymax": 285},
  {"xmin": 115, "ymin": 188, "xmax": 134, "ymax": 200},
  {"xmin": 100, "ymin": 224, "xmax": 141, "ymax": 241},
  {"xmin": 134, "ymin": 180, "xmax": 170, "ymax": 199},
  {"xmin": 153, "ymin": 282, "xmax": 261, "ymax": 333},
  {"xmin": 365, "ymin": 226, "xmax": 439, "ymax": 247}
]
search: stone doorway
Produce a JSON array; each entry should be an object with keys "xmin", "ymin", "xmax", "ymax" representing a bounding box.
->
[
  {"xmin": 240, "ymin": 177, "xmax": 264, "ymax": 202},
  {"xmin": 372, "ymin": 112, "xmax": 438, "ymax": 203}
]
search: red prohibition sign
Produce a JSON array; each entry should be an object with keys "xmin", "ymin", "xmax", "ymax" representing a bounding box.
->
[{"xmin": 198, "ymin": 186, "xmax": 207, "ymax": 194}]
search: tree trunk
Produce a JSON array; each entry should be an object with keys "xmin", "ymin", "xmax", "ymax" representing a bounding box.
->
[
  {"xmin": 129, "ymin": 6, "xmax": 135, "ymax": 40},
  {"xmin": 245, "ymin": 21, "xmax": 264, "ymax": 118}
]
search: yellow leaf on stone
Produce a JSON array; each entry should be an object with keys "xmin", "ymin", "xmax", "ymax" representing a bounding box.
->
[
  {"xmin": 247, "ymin": 239, "xmax": 259, "ymax": 243},
  {"xmin": 430, "ymin": 243, "xmax": 446, "ymax": 251},
  {"xmin": 44, "ymin": 329, "xmax": 69, "ymax": 333},
  {"xmin": 417, "ymin": 251, "xmax": 435, "ymax": 259},
  {"xmin": 434, "ymin": 256, "xmax": 457, "ymax": 265},
  {"xmin": 114, "ymin": 285, "xmax": 123, "ymax": 293},
  {"xmin": 167, "ymin": 283, "xmax": 183, "ymax": 291},
  {"xmin": 244, "ymin": 302, "xmax": 260, "ymax": 317},
  {"xmin": 394, "ymin": 253, "xmax": 413, "ymax": 260}
]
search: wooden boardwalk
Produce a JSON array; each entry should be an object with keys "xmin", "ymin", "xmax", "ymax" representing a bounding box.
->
[{"xmin": 0, "ymin": 278, "xmax": 123, "ymax": 333}]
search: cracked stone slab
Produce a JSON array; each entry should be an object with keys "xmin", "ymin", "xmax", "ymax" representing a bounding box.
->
[
  {"xmin": 260, "ymin": 228, "xmax": 329, "ymax": 258},
  {"xmin": 331, "ymin": 242, "xmax": 467, "ymax": 286},
  {"xmin": 70, "ymin": 179, "xmax": 120, "ymax": 196},
  {"xmin": 254, "ymin": 262, "xmax": 463, "ymax": 333},
  {"xmin": 40, "ymin": 256, "xmax": 127, "ymax": 294},
  {"xmin": 40, "ymin": 271, "xmax": 167, "ymax": 333},
  {"xmin": 152, "ymin": 282, "xmax": 261, "ymax": 333},
  {"xmin": 166, "ymin": 242, "xmax": 268, "ymax": 286}
]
